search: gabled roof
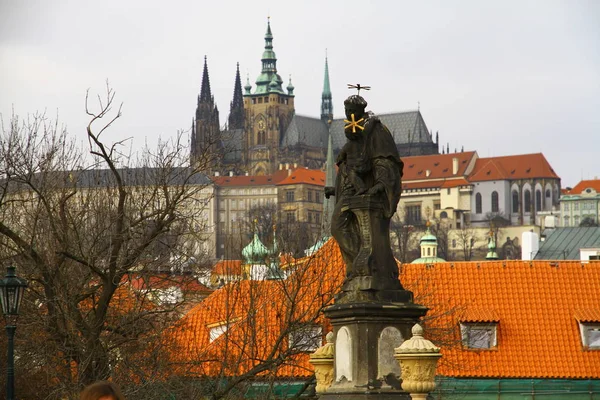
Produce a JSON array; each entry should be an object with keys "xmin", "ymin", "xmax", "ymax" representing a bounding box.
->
[
  {"xmin": 281, "ymin": 115, "xmax": 329, "ymax": 148},
  {"xmin": 535, "ymin": 227, "xmax": 600, "ymax": 260},
  {"xmin": 276, "ymin": 168, "xmax": 325, "ymax": 186},
  {"xmin": 330, "ymin": 111, "xmax": 433, "ymax": 151},
  {"xmin": 402, "ymin": 260, "xmax": 600, "ymax": 379},
  {"xmin": 469, "ymin": 153, "xmax": 559, "ymax": 182},
  {"xmin": 402, "ymin": 152, "xmax": 477, "ymax": 181},
  {"xmin": 564, "ymin": 179, "xmax": 600, "ymax": 195}
]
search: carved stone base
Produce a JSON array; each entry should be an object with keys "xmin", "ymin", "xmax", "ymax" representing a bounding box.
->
[{"xmin": 323, "ymin": 302, "xmax": 428, "ymax": 398}]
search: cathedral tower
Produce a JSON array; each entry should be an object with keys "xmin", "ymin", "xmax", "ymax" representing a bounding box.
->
[
  {"xmin": 228, "ymin": 63, "xmax": 244, "ymax": 130},
  {"xmin": 191, "ymin": 56, "xmax": 221, "ymax": 167},
  {"xmin": 242, "ymin": 19, "xmax": 295, "ymax": 175}
]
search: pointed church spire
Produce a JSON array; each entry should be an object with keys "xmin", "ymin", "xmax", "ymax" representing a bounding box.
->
[
  {"xmin": 199, "ymin": 56, "xmax": 212, "ymax": 103},
  {"xmin": 321, "ymin": 53, "xmax": 333, "ymax": 123},
  {"xmin": 228, "ymin": 62, "xmax": 244, "ymax": 130}
]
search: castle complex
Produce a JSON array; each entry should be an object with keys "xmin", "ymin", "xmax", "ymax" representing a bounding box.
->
[{"xmin": 191, "ymin": 20, "xmax": 440, "ymax": 175}]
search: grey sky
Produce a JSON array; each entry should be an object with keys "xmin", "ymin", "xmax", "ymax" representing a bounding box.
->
[{"xmin": 1, "ymin": 0, "xmax": 598, "ymax": 187}]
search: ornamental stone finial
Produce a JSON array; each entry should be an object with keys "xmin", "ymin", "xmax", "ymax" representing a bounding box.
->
[
  {"xmin": 394, "ymin": 324, "xmax": 442, "ymax": 399},
  {"xmin": 309, "ymin": 332, "xmax": 335, "ymax": 393}
]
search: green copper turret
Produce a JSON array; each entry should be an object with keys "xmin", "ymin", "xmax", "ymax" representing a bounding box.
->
[{"xmin": 254, "ymin": 18, "xmax": 284, "ymax": 94}]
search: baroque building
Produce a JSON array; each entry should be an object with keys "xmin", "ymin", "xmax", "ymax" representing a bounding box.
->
[{"xmin": 191, "ymin": 20, "xmax": 440, "ymax": 175}]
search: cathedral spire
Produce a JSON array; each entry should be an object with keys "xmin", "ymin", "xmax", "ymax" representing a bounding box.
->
[
  {"xmin": 321, "ymin": 54, "xmax": 333, "ymax": 122},
  {"xmin": 199, "ymin": 55, "xmax": 212, "ymax": 103},
  {"xmin": 229, "ymin": 62, "xmax": 244, "ymax": 130}
]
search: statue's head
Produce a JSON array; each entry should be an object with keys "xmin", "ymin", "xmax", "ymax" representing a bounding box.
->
[{"xmin": 344, "ymin": 95, "xmax": 367, "ymax": 119}]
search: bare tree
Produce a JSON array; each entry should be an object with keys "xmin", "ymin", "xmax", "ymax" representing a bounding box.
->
[
  {"xmin": 453, "ymin": 224, "xmax": 480, "ymax": 261},
  {"xmin": 390, "ymin": 207, "xmax": 419, "ymax": 264},
  {"xmin": 0, "ymin": 86, "xmax": 217, "ymax": 398}
]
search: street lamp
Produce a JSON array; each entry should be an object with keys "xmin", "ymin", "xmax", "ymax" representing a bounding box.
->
[{"xmin": 0, "ymin": 266, "xmax": 28, "ymax": 400}]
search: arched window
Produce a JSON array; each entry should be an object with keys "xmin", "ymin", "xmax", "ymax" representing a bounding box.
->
[
  {"xmin": 475, "ymin": 193, "xmax": 482, "ymax": 214},
  {"xmin": 536, "ymin": 190, "xmax": 542, "ymax": 211},
  {"xmin": 491, "ymin": 191, "xmax": 499, "ymax": 213},
  {"xmin": 545, "ymin": 189, "xmax": 551, "ymax": 198},
  {"xmin": 258, "ymin": 131, "xmax": 266, "ymax": 145},
  {"xmin": 524, "ymin": 190, "xmax": 531, "ymax": 212},
  {"xmin": 440, "ymin": 211, "xmax": 448, "ymax": 219},
  {"xmin": 512, "ymin": 190, "xmax": 519, "ymax": 213}
]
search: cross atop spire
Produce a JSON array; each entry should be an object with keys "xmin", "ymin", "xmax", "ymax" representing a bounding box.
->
[{"xmin": 199, "ymin": 56, "xmax": 212, "ymax": 103}]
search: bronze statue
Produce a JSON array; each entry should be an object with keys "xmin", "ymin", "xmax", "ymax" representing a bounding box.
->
[{"xmin": 325, "ymin": 93, "xmax": 406, "ymax": 302}]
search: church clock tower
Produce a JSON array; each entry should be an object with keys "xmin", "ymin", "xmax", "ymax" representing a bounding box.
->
[{"xmin": 243, "ymin": 19, "xmax": 295, "ymax": 175}]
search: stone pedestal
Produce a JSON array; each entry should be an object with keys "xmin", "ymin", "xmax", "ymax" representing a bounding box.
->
[{"xmin": 320, "ymin": 302, "xmax": 427, "ymax": 400}]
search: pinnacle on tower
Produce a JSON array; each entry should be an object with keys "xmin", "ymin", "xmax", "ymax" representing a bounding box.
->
[
  {"xmin": 321, "ymin": 54, "xmax": 333, "ymax": 122},
  {"xmin": 254, "ymin": 18, "xmax": 284, "ymax": 94},
  {"xmin": 229, "ymin": 62, "xmax": 244, "ymax": 130},
  {"xmin": 199, "ymin": 55, "xmax": 212, "ymax": 103}
]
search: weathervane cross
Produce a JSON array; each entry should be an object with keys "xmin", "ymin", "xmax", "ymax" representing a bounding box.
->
[{"xmin": 347, "ymin": 83, "xmax": 371, "ymax": 95}]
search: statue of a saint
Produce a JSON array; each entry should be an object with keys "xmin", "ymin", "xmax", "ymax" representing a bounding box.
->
[{"xmin": 325, "ymin": 94, "xmax": 405, "ymax": 300}]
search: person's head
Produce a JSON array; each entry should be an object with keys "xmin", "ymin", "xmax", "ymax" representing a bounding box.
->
[
  {"xmin": 80, "ymin": 381, "xmax": 125, "ymax": 400},
  {"xmin": 344, "ymin": 95, "xmax": 367, "ymax": 119}
]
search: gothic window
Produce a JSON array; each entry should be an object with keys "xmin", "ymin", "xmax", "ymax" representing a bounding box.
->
[
  {"xmin": 475, "ymin": 193, "xmax": 482, "ymax": 214},
  {"xmin": 257, "ymin": 131, "xmax": 266, "ymax": 145},
  {"xmin": 545, "ymin": 189, "xmax": 551, "ymax": 198},
  {"xmin": 536, "ymin": 190, "xmax": 542, "ymax": 211},
  {"xmin": 512, "ymin": 190, "xmax": 519, "ymax": 213},
  {"xmin": 491, "ymin": 191, "xmax": 499, "ymax": 213},
  {"xmin": 524, "ymin": 190, "xmax": 531, "ymax": 212}
]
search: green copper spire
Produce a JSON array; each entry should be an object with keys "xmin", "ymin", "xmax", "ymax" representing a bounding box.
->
[
  {"xmin": 321, "ymin": 54, "xmax": 333, "ymax": 122},
  {"xmin": 322, "ymin": 124, "xmax": 335, "ymax": 235},
  {"xmin": 254, "ymin": 18, "xmax": 284, "ymax": 94}
]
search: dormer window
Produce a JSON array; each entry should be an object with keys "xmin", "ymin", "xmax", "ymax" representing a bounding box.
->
[
  {"xmin": 580, "ymin": 324, "xmax": 600, "ymax": 349},
  {"xmin": 460, "ymin": 323, "xmax": 498, "ymax": 349}
]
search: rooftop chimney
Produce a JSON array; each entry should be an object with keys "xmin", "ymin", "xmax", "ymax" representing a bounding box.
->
[{"xmin": 452, "ymin": 157, "xmax": 459, "ymax": 175}]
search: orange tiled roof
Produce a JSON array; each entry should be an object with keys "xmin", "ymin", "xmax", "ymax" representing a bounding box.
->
[
  {"xmin": 165, "ymin": 239, "xmax": 344, "ymax": 378},
  {"xmin": 129, "ymin": 274, "xmax": 211, "ymax": 293},
  {"xmin": 566, "ymin": 179, "xmax": 600, "ymax": 195},
  {"xmin": 401, "ymin": 261, "xmax": 600, "ymax": 379},
  {"xmin": 164, "ymin": 240, "xmax": 600, "ymax": 380},
  {"xmin": 468, "ymin": 153, "xmax": 559, "ymax": 182},
  {"xmin": 276, "ymin": 168, "xmax": 325, "ymax": 186},
  {"xmin": 212, "ymin": 259, "xmax": 243, "ymax": 276},
  {"xmin": 402, "ymin": 152, "xmax": 477, "ymax": 181}
]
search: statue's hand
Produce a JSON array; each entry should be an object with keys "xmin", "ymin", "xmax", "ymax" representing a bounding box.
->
[
  {"xmin": 324, "ymin": 186, "xmax": 335, "ymax": 199},
  {"xmin": 367, "ymin": 183, "xmax": 384, "ymax": 195}
]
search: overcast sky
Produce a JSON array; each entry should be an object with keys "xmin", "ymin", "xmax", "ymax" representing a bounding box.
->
[{"xmin": 1, "ymin": 0, "xmax": 598, "ymax": 186}]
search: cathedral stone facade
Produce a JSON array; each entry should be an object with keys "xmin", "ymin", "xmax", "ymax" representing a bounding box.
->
[{"xmin": 191, "ymin": 20, "xmax": 440, "ymax": 175}]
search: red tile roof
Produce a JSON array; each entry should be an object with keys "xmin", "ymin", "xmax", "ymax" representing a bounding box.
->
[
  {"xmin": 129, "ymin": 274, "xmax": 211, "ymax": 293},
  {"xmin": 468, "ymin": 153, "xmax": 559, "ymax": 182},
  {"xmin": 565, "ymin": 179, "xmax": 600, "ymax": 195},
  {"xmin": 402, "ymin": 152, "xmax": 477, "ymax": 181},
  {"xmin": 276, "ymin": 168, "xmax": 325, "ymax": 186},
  {"xmin": 212, "ymin": 259, "xmax": 243, "ymax": 276},
  {"xmin": 402, "ymin": 260, "xmax": 600, "ymax": 379},
  {"xmin": 164, "ymin": 240, "xmax": 600, "ymax": 380}
]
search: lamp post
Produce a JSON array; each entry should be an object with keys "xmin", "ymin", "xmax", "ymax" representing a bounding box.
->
[{"xmin": 0, "ymin": 266, "xmax": 28, "ymax": 400}]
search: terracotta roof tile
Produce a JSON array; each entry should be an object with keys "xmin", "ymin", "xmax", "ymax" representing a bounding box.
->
[
  {"xmin": 469, "ymin": 153, "xmax": 559, "ymax": 182},
  {"xmin": 212, "ymin": 259, "xmax": 243, "ymax": 276},
  {"xmin": 276, "ymin": 168, "xmax": 325, "ymax": 186},
  {"xmin": 164, "ymin": 242, "xmax": 600, "ymax": 380},
  {"xmin": 401, "ymin": 261, "xmax": 600, "ymax": 379},
  {"xmin": 402, "ymin": 152, "xmax": 477, "ymax": 181},
  {"xmin": 566, "ymin": 179, "xmax": 600, "ymax": 195},
  {"xmin": 212, "ymin": 169, "xmax": 290, "ymax": 187}
]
